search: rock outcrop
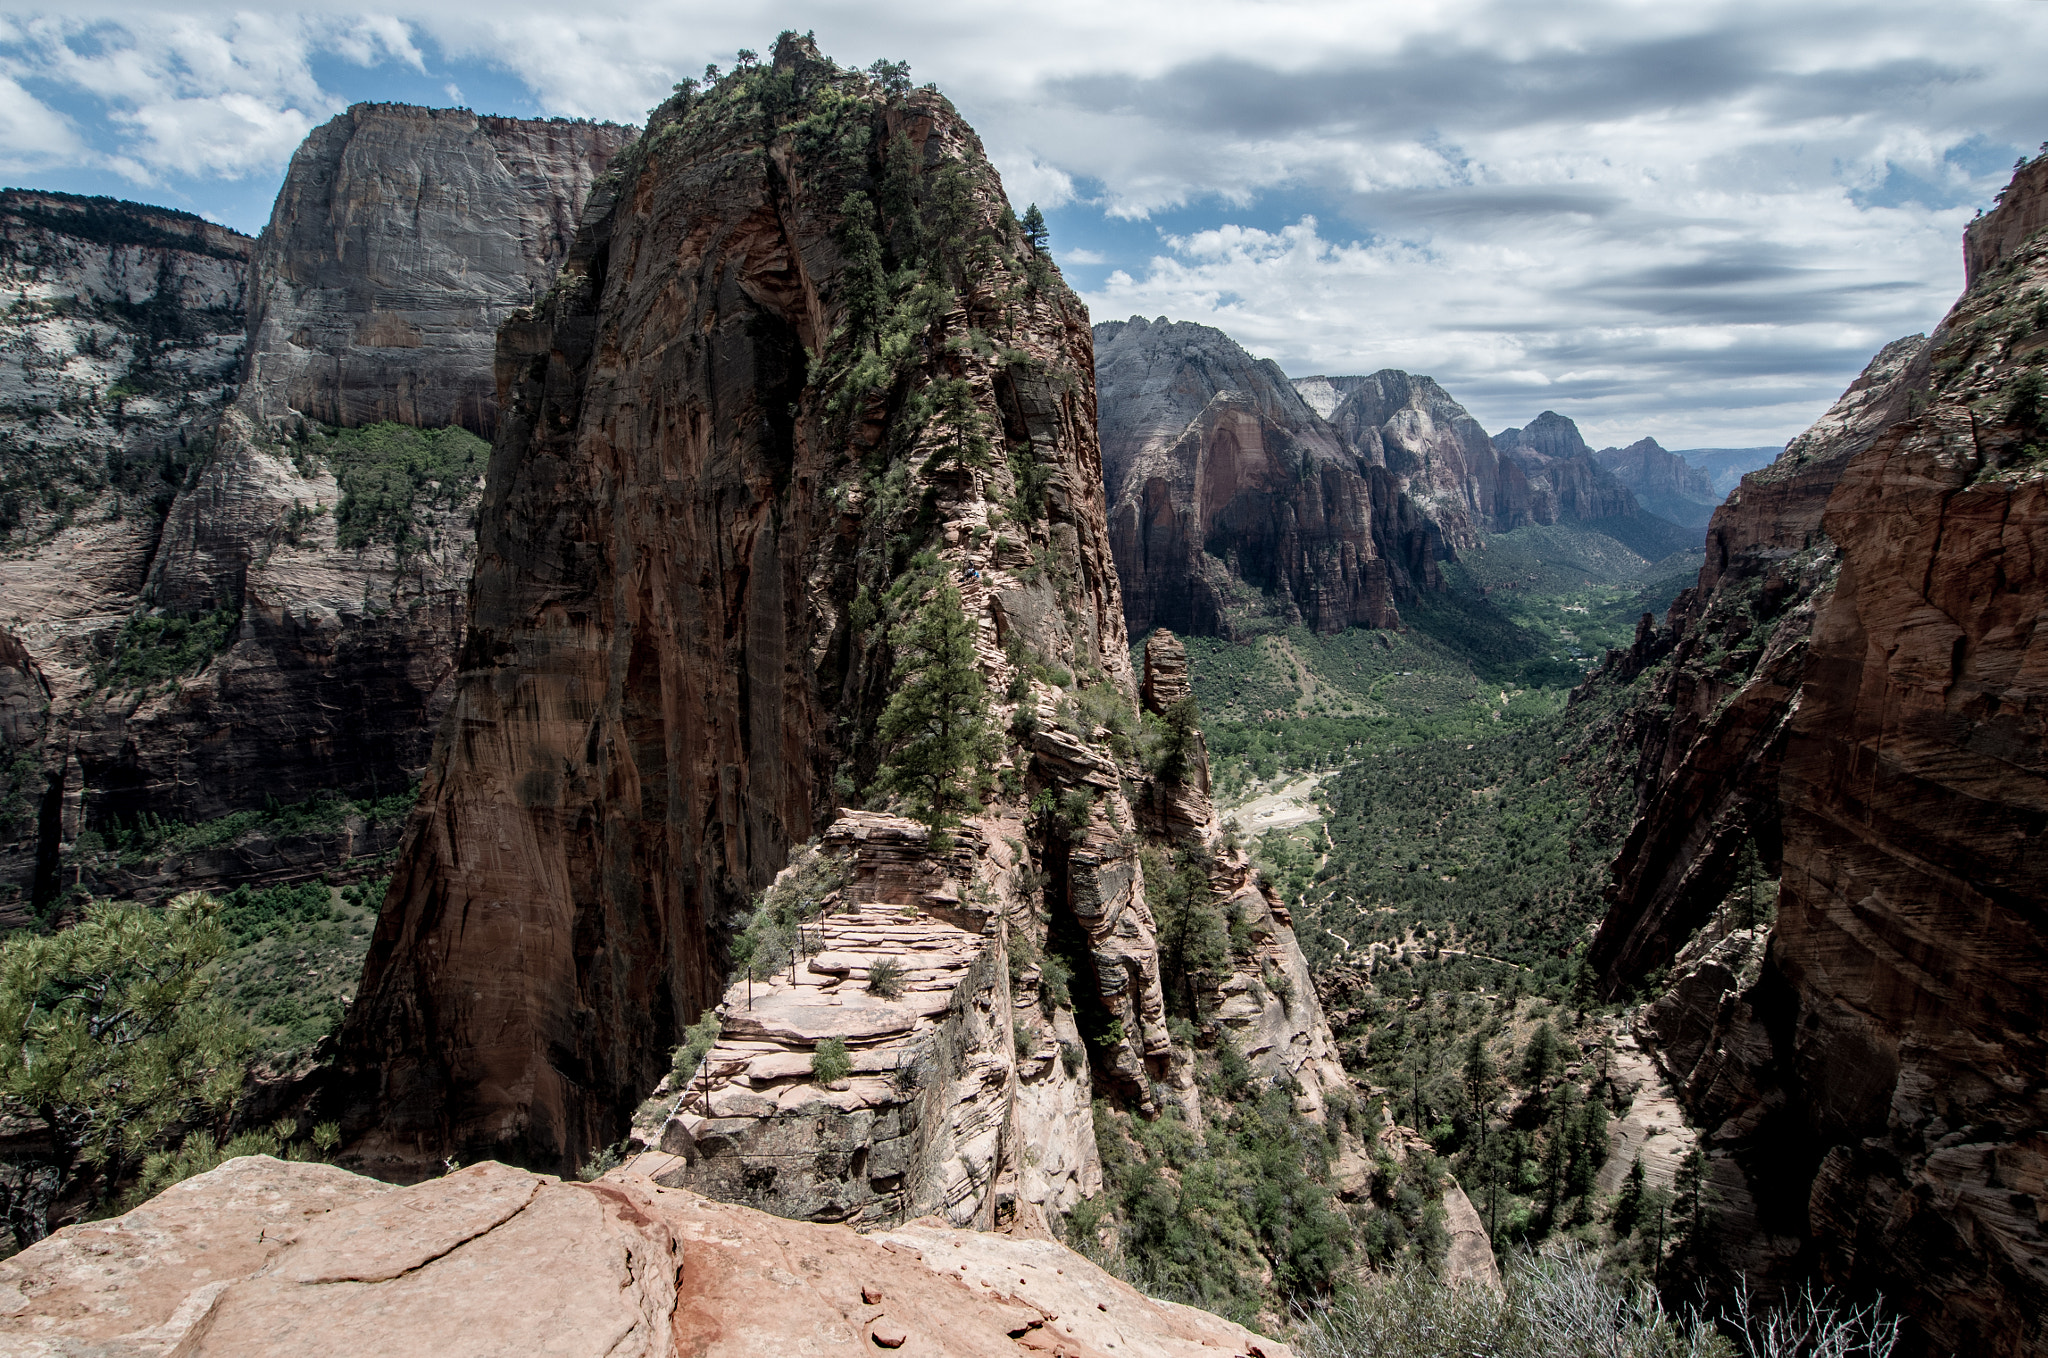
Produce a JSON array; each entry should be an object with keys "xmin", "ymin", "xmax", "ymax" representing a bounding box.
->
[
  {"xmin": 1594, "ymin": 437, "xmax": 1721, "ymax": 528},
  {"xmin": 1493, "ymin": 413, "xmax": 1689, "ymax": 558},
  {"xmin": 0, "ymin": 1154, "xmax": 1292, "ymax": 1358},
  {"xmin": 1587, "ymin": 333, "xmax": 1931, "ymax": 986},
  {"xmin": 238, "ymin": 105, "xmax": 630, "ymax": 439},
  {"xmin": 334, "ymin": 41, "xmax": 1359, "ymax": 1248},
  {"xmin": 0, "ymin": 113, "xmax": 629, "ymax": 916},
  {"xmin": 1590, "ymin": 150, "xmax": 2048, "ymax": 1356},
  {"xmin": 1095, "ymin": 319, "xmax": 1438, "ymax": 638}
]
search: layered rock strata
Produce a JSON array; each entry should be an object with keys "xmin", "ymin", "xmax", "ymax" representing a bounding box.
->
[
  {"xmin": 0, "ymin": 193, "xmax": 252, "ymax": 918},
  {"xmin": 635, "ymin": 812, "xmax": 1101, "ymax": 1230},
  {"xmin": 1493, "ymin": 411, "xmax": 1693, "ymax": 558},
  {"xmin": 0, "ymin": 1154, "xmax": 1292, "ymax": 1358},
  {"xmin": 0, "ymin": 112, "xmax": 628, "ymax": 916},
  {"xmin": 1587, "ymin": 333, "xmax": 1931, "ymax": 986},
  {"xmin": 239, "ymin": 104, "xmax": 631, "ymax": 438},
  {"xmin": 1308, "ymin": 369, "xmax": 1536, "ymax": 550},
  {"xmin": 335, "ymin": 38, "xmax": 1357, "ymax": 1221},
  {"xmin": 1591, "ymin": 151, "xmax": 2048, "ymax": 1356},
  {"xmin": 1095, "ymin": 319, "xmax": 1438, "ymax": 638}
]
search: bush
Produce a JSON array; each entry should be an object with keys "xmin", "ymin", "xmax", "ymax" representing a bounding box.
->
[
  {"xmin": 671, "ymin": 1009, "xmax": 723, "ymax": 1086},
  {"xmin": 1298, "ymin": 1249, "xmax": 1900, "ymax": 1358},
  {"xmin": 812, "ymin": 1037, "xmax": 853, "ymax": 1084},
  {"xmin": 866, "ymin": 955, "xmax": 905, "ymax": 999}
]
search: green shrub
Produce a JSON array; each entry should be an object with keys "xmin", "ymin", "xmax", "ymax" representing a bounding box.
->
[
  {"xmin": 866, "ymin": 955, "xmax": 905, "ymax": 999},
  {"xmin": 314, "ymin": 422, "xmax": 489, "ymax": 553},
  {"xmin": 0, "ymin": 893, "xmax": 255, "ymax": 1227},
  {"xmin": 812, "ymin": 1037, "xmax": 853, "ymax": 1084},
  {"xmin": 96, "ymin": 606, "xmax": 240, "ymax": 690}
]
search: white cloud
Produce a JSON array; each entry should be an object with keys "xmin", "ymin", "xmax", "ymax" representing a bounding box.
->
[
  {"xmin": 4, "ymin": 0, "xmax": 2042, "ymax": 443},
  {"xmin": 0, "ymin": 72, "xmax": 82, "ymax": 172}
]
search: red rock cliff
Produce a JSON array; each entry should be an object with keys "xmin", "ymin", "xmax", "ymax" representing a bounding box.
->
[
  {"xmin": 1592, "ymin": 150, "xmax": 2048, "ymax": 1355},
  {"xmin": 334, "ymin": 41, "xmax": 1137, "ymax": 1173},
  {"xmin": 1094, "ymin": 318, "xmax": 1439, "ymax": 639}
]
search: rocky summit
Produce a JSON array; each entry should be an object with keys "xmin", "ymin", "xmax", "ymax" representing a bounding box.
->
[
  {"xmin": 331, "ymin": 41, "xmax": 1362, "ymax": 1236},
  {"xmin": 0, "ymin": 1154, "xmax": 1290, "ymax": 1357}
]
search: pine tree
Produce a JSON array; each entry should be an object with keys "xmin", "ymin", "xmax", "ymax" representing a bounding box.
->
[
  {"xmin": 0, "ymin": 893, "xmax": 255, "ymax": 1233},
  {"xmin": 1520, "ymin": 1020, "xmax": 1561, "ymax": 1085},
  {"xmin": 1021, "ymin": 204, "xmax": 1048, "ymax": 251},
  {"xmin": 838, "ymin": 191, "xmax": 887, "ymax": 348},
  {"xmin": 878, "ymin": 581, "xmax": 997, "ymax": 836},
  {"xmin": 1613, "ymin": 1154, "xmax": 1647, "ymax": 1236}
]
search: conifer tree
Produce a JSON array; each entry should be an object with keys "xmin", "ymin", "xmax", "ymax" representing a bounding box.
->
[
  {"xmin": 838, "ymin": 191, "xmax": 887, "ymax": 348},
  {"xmin": 1613, "ymin": 1153, "xmax": 1647, "ymax": 1236},
  {"xmin": 1021, "ymin": 203, "xmax": 1049, "ymax": 251},
  {"xmin": 0, "ymin": 893, "xmax": 254, "ymax": 1233},
  {"xmin": 878, "ymin": 579, "xmax": 997, "ymax": 837}
]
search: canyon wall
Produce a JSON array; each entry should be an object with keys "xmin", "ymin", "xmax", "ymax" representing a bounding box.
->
[
  {"xmin": 1311, "ymin": 369, "xmax": 1535, "ymax": 551},
  {"xmin": 335, "ymin": 40, "xmax": 1357, "ymax": 1213},
  {"xmin": 1591, "ymin": 151, "xmax": 2048, "ymax": 1355},
  {"xmin": 1095, "ymin": 319, "xmax": 1438, "ymax": 639},
  {"xmin": 0, "ymin": 193, "xmax": 252, "ymax": 921},
  {"xmin": 0, "ymin": 111, "xmax": 629, "ymax": 919}
]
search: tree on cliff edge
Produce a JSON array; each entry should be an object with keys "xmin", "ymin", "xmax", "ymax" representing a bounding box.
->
[{"xmin": 878, "ymin": 579, "xmax": 997, "ymax": 839}]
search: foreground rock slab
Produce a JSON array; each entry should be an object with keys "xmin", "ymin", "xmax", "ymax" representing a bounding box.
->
[{"xmin": 0, "ymin": 1156, "xmax": 1289, "ymax": 1358}]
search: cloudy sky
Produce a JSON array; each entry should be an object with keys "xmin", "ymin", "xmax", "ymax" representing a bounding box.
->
[{"xmin": 5, "ymin": 2, "xmax": 2044, "ymax": 449}]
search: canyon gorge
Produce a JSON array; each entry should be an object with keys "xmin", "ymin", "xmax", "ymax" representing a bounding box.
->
[{"xmin": 0, "ymin": 29, "xmax": 2043, "ymax": 1358}]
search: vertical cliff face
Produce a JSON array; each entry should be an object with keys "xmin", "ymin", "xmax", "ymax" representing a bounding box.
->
[
  {"xmin": 0, "ymin": 193, "xmax": 251, "ymax": 920},
  {"xmin": 1314, "ymin": 370, "xmax": 1536, "ymax": 548},
  {"xmin": 1587, "ymin": 333, "xmax": 1930, "ymax": 986},
  {"xmin": 1094, "ymin": 319, "xmax": 1438, "ymax": 639},
  {"xmin": 336, "ymin": 40, "xmax": 1357, "ymax": 1195},
  {"xmin": 0, "ymin": 112, "xmax": 628, "ymax": 915},
  {"xmin": 239, "ymin": 105, "xmax": 632, "ymax": 441},
  {"xmin": 1494, "ymin": 411, "xmax": 1645, "ymax": 524},
  {"xmin": 1592, "ymin": 151, "xmax": 2048, "ymax": 1356}
]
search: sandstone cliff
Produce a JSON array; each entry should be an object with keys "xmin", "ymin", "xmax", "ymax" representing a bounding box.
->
[
  {"xmin": 0, "ymin": 113, "xmax": 628, "ymax": 917},
  {"xmin": 1308, "ymin": 369, "xmax": 1537, "ymax": 549},
  {"xmin": 1095, "ymin": 319, "xmax": 1438, "ymax": 639},
  {"xmin": 334, "ymin": 39, "xmax": 1358, "ymax": 1244},
  {"xmin": 1590, "ymin": 150, "xmax": 2048, "ymax": 1355},
  {"xmin": 238, "ymin": 104, "xmax": 631, "ymax": 442},
  {"xmin": 0, "ymin": 1154, "xmax": 1292, "ymax": 1358},
  {"xmin": 0, "ymin": 192, "xmax": 251, "ymax": 921}
]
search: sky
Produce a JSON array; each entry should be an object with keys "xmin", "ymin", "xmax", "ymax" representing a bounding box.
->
[{"xmin": 3, "ymin": 3, "xmax": 2044, "ymax": 450}]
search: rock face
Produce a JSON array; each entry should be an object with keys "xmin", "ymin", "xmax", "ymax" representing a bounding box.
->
[
  {"xmin": 637, "ymin": 812, "xmax": 1102, "ymax": 1230},
  {"xmin": 1594, "ymin": 437, "xmax": 1721, "ymax": 528},
  {"xmin": 0, "ymin": 1155, "xmax": 1292, "ymax": 1358},
  {"xmin": 1314, "ymin": 370, "xmax": 1535, "ymax": 550},
  {"xmin": 1494, "ymin": 412, "xmax": 1653, "ymax": 527},
  {"xmin": 0, "ymin": 193, "xmax": 251, "ymax": 920},
  {"xmin": 1590, "ymin": 151, "xmax": 2048, "ymax": 1356},
  {"xmin": 1587, "ymin": 333, "xmax": 1931, "ymax": 987},
  {"xmin": 1094, "ymin": 319, "xmax": 1438, "ymax": 638},
  {"xmin": 335, "ymin": 41, "xmax": 1358, "ymax": 1231},
  {"xmin": 238, "ymin": 104, "xmax": 632, "ymax": 442},
  {"xmin": 0, "ymin": 114, "xmax": 628, "ymax": 917}
]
